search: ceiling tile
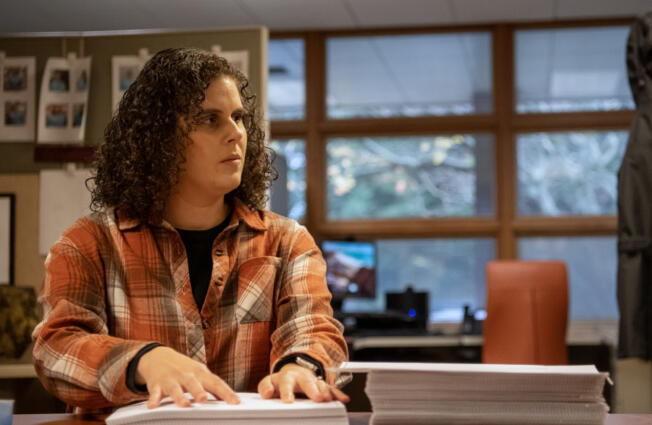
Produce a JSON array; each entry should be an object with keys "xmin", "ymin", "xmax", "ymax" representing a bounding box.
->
[
  {"xmin": 131, "ymin": 0, "xmax": 254, "ymax": 30},
  {"xmin": 238, "ymin": 0, "xmax": 356, "ymax": 30},
  {"xmin": 554, "ymin": 0, "xmax": 647, "ymax": 19},
  {"xmin": 0, "ymin": 0, "xmax": 643, "ymax": 34},
  {"xmin": 0, "ymin": 0, "xmax": 156, "ymax": 32},
  {"xmin": 345, "ymin": 0, "xmax": 454, "ymax": 27},
  {"xmin": 450, "ymin": 0, "xmax": 555, "ymax": 23}
]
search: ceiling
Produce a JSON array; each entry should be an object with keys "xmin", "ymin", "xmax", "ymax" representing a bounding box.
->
[{"xmin": 1, "ymin": 0, "xmax": 650, "ymax": 34}]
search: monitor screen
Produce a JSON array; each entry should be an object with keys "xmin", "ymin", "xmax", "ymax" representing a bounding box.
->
[{"xmin": 321, "ymin": 240, "xmax": 376, "ymax": 298}]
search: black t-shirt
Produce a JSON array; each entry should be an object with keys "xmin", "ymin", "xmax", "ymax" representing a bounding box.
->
[
  {"xmin": 176, "ymin": 214, "xmax": 231, "ymax": 311},
  {"xmin": 124, "ymin": 213, "xmax": 231, "ymax": 393}
]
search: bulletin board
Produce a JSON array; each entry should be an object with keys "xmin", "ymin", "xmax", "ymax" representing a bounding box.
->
[{"xmin": 0, "ymin": 26, "xmax": 268, "ymax": 173}]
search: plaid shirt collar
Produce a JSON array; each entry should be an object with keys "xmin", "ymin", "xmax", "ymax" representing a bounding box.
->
[{"xmin": 114, "ymin": 197, "xmax": 267, "ymax": 233}]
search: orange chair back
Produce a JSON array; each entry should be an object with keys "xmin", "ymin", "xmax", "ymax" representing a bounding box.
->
[{"xmin": 483, "ymin": 260, "xmax": 568, "ymax": 365}]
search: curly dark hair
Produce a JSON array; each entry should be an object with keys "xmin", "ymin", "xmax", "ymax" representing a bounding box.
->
[{"xmin": 89, "ymin": 47, "xmax": 274, "ymax": 222}]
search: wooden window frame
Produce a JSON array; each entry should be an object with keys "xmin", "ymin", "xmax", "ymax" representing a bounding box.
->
[{"xmin": 269, "ymin": 17, "xmax": 634, "ymax": 258}]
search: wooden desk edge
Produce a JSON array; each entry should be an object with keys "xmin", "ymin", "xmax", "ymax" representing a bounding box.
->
[{"xmin": 12, "ymin": 413, "xmax": 652, "ymax": 425}]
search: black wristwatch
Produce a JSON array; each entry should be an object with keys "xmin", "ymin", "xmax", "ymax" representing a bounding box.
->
[{"xmin": 273, "ymin": 353, "xmax": 325, "ymax": 379}]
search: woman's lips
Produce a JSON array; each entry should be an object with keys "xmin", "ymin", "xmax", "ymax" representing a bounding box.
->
[{"xmin": 221, "ymin": 155, "xmax": 241, "ymax": 163}]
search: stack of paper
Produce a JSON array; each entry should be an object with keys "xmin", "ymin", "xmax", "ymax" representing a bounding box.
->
[
  {"xmin": 106, "ymin": 392, "xmax": 348, "ymax": 425},
  {"xmin": 338, "ymin": 362, "xmax": 609, "ymax": 425}
]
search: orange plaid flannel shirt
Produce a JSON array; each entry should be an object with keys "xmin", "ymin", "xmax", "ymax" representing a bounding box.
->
[{"xmin": 32, "ymin": 199, "xmax": 349, "ymax": 410}]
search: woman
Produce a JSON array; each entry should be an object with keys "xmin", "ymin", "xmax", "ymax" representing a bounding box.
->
[{"xmin": 32, "ymin": 47, "xmax": 349, "ymax": 412}]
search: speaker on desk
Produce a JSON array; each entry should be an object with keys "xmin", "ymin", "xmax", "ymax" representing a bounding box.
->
[{"xmin": 385, "ymin": 286, "xmax": 429, "ymax": 330}]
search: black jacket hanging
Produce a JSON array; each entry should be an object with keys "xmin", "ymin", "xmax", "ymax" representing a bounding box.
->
[{"xmin": 618, "ymin": 11, "xmax": 652, "ymax": 359}]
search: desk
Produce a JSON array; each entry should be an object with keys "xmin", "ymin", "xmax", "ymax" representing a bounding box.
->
[
  {"xmin": 12, "ymin": 413, "xmax": 652, "ymax": 425},
  {"xmin": 0, "ymin": 334, "xmax": 616, "ymax": 414}
]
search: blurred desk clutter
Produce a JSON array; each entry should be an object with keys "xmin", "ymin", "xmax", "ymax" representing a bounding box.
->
[
  {"xmin": 336, "ymin": 287, "xmax": 432, "ymax": 335},
  {"xmin": 0, "ymin": 286, "xmax": 39, "ymax": 360}
]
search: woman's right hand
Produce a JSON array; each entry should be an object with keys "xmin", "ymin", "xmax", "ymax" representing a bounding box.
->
[{"xmin": 136, "ymin": 346, "xmax": 240, "ymax": 408}]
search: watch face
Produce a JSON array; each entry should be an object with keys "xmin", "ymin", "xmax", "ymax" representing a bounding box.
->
[{"xmin": 295, "ymin": 356, "xmax": 323, "ymax": 377}]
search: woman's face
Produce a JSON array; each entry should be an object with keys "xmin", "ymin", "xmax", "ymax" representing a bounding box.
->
[{"xmin": 173, "ymin": 76, "xmax": 248, "ymax": 206}]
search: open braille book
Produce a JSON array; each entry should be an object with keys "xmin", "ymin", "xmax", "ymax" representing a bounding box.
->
[{"xmin": 105, "ymin": 392, "xmax": 348, "ymax": 425}]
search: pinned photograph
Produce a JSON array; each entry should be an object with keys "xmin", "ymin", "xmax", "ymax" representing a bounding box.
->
[
  {"xmin": 75, "ymin": 70, "xmax": 88, "ymax": 92},
  {"xmin": 112, "ymin": 52, "xmax": 150, "ymax": 112},
  {"xmin": 3, "ymin": 67, "xmax": 27, "ymax": 91},
  {"xmin": 72, "ymin": 103, "xmax": 84, "ymax": 127},
  {"xmin": 224, "ymin": 53, "xmax": 248, "ymax": 76},
  {"xmin": 45, "ymin": 104, "xmax": 68, "ymax": 128},
  {"xmin": 119, "ymin": 66, "xmax": 139, "ymax": 91},
  {"xmin": 38, "ymin": 56, "xmax": 91, "ymax": 143},
  {"xmin": 4, "ymin": 101, "xmax": 26, "ymax": 126},
  {"xmin": 49, "ymin": 69, "xmax": 70, "ymax": 92},
  {"xmin": 212, "ymin": 46, "xmax": 249, "ymax": 77},
  {"xmin": 0, "ymin": 56, "xmax": 36, "ymax": 142}
]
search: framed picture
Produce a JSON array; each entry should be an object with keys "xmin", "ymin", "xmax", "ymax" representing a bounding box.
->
[{"xmin": 0, "ymin": 194, "xmax": 15, "ymax": 285}]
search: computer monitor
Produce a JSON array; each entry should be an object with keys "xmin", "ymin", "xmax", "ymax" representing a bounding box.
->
[{"xmin": 321, "ymin": 240, "xmax": 376, "ymax": 299}]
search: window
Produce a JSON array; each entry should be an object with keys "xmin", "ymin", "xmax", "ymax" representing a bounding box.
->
[
  {"xmin": 518, "ymin": 236, "xmax": 618, "ymax": 320},
  {"xmin": 326, "ymin": 135, "xmax": 495, "ymax": 220},
  {"xmin": 270, "ymin": 21, "xmax": 632, "ymax": 323},
  {"xmin": 269, "ymin": 139, "xmax": 306, "ymax": 222},
  {"xmin": 326, "ymin": 32, "xmax": 492, "ymax": 119},
  {"xmin": 517, "ymin": 131, "xmax": 628, "ymax": 216},
  {"xmin": 268, "ymin": 39, "xmax": 305, "ymax": 120},
  {"xmin": 515, "ymin": 26, "xmax": 633, "ymax": 113},
  {"xmin": 343, "ymin": 238, "xmax": 496, "ymax": 322}
]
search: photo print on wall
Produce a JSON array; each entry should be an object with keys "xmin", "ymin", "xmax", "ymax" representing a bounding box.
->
[
  {"xmin": 37, "ymin": 54, "xmax": 91, "ymax": 144},
  {"xmin": 212, "ymin": 45, "xmax": 249, "ymax": 77},
  {"xmin": 0, "ymin": 53, "xmax": 36, "ymax": 142},
  {"xmin": 111, "ymin": 48, "xmax": 151, "ymax": 112}
]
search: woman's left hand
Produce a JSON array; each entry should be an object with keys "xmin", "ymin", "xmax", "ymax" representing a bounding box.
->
[{"xmin": 257, "ymin": 363, "xmax": 350, "ymax": 404}]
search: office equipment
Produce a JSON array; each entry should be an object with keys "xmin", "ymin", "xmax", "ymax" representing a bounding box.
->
[
  {"xmin": 338, "ymin": 310, "xmax": 424, "ymax": 336},
  {"xmin": 385, "ymin": 286, "xmax": 428, "ymax": 330},
  {"xmin": 322, "ymin": 240, "xmax": 376, "ymax": 299},
  {"xmin": 483, "ymin": 260, "xmax": 568, "ymax": 364},
  {"xmin": 106, "ymin": 392, "xmax": 347, "ymax": 425},
  {"xmin": 338, "ymin": 362, "xmax": 609, "ymax": 425}
]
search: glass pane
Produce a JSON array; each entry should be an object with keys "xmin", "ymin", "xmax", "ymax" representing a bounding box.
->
[
  {"xmin": 268, "ymin": 39, "xmax": 305, "ymax": 120},
  {"xmin": 269, "ymin": 139, "xmax": 306, "ymax": 222},
  {"xmin": 517, "ymin": 131, "xmax": 627, "ymax": 217},
  {"xmin": 515, "ymin": 26, "xmax": 633, "ymax": 113},
  {"xmin": 327, "ymin": 135, "xmax": 495, "ymax": 220},
  {"xmin": 343, "ymin": 238, "xmax": 495, "ymax": 322},
  {"xmin": 327, "ymin": 32, "xmax": 492, "ymax": 119},
  {"xmin": 518, "ymin": 237, "xmax": 618, "ymax": 320}
]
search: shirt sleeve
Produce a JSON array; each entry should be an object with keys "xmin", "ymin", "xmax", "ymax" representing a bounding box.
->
[
  {"xmin": 269, "ymin": 225, "xmax": 350, "ymax": 387},
  {"xmin": 32, "ymin": 224, "xmax": 156, "ymax": 409}
]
